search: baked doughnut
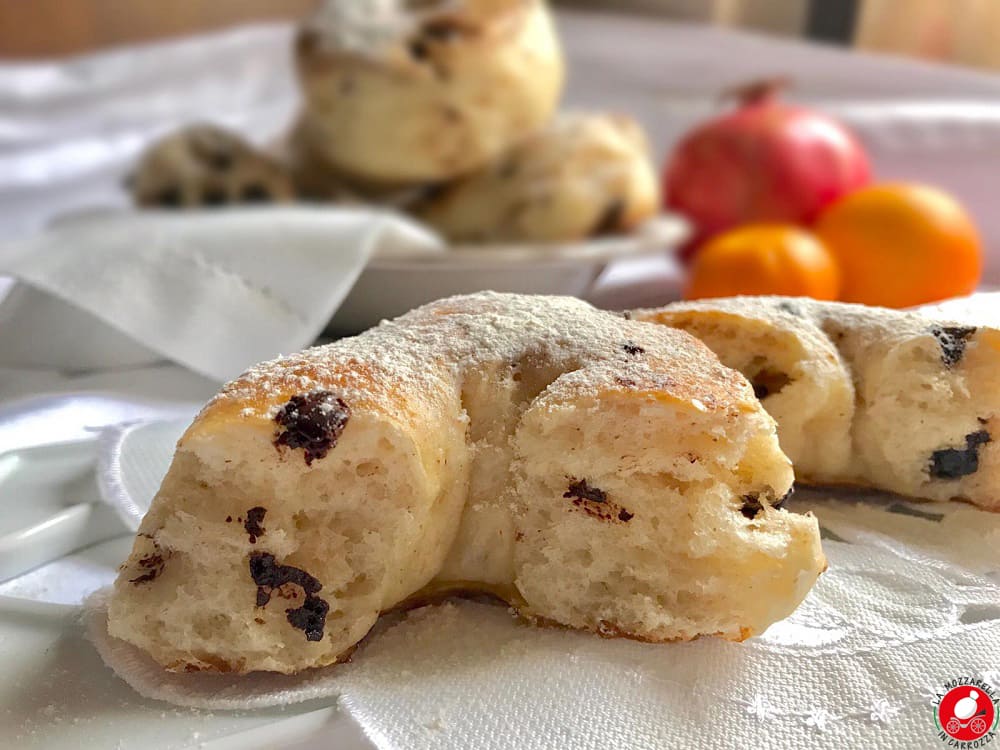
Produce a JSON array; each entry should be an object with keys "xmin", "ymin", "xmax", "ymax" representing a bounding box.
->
[
  {"xmin": 294, "ymin": 0, "xmax": 564, "ymax": 184},
  {"xmin": 107, "ymin": 293, "xmax": 824, "ymax": 674},
  {"xmin": 412, "ymin": 113, "xmax": 660, "ymax": 243},
  {"xmin": 634, "ymin": 297, "xmax": 1000, "ymax": 510},
  {"xmin": 129, "ymin": 125, "xmax": 296, "ymax": 208}
]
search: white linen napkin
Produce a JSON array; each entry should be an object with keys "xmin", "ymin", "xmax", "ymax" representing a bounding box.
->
[
  {"xmin": 0, "ymin": 208, "xmax": 443, "ymax": 381},
  {"xmin": 72, "ymin": 414, "xmax": 1000, "ymax": 749}
]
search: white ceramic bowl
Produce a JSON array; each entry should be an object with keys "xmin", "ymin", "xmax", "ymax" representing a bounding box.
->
[{"xmin": 327, "ymin": 216, "xmax": 688, "ymax": 334}]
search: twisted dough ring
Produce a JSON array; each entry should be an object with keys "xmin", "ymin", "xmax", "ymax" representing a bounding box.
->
[
  {"xmin": 108, "ymin": 293, "xmax": 824, "ymax": 674},
  {"xmin": 636, "ymin": 297, "xmax": 1000, "ymax": 510}
]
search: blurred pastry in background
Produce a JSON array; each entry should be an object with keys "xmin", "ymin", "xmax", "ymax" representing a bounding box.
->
[
  {"xmin": 129, "ymin": 124, "xmax": 296, "ymax": 208},
  {"xmin": 286, "ymin": 116, "xmax": 432, "ymax": 208},
  {"xmin": 294, "ymin": 0, "xmax": 565, "ymax": 185},
  {"xmin": 412, "ymin": 113, "xmax": 660, "ymax": 243}
]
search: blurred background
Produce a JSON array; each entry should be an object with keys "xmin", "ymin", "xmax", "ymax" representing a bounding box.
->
[
  {"xmin": 5, "ymin": 0, "xmax": 1000, "ymax": 69},
  {"xmin": 1, "ymin": 0, "xmax": 999, "ymax": 303}
]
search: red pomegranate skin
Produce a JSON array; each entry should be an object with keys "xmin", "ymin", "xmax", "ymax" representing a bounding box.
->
[{"xmin": 665, "ymin": 84, "xmax": 871, "ymax": 261}]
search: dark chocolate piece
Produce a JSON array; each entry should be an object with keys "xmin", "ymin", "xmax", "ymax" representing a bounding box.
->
[
  {"xmin": 930, "ymin": 326, "xmax": 977, "ymax": 368},
  {"xmin": 205, "ymin": 151, "xmax": 233, "ymax": 172},
  {"xmin": 564, "ymin": 479, "xmax": 633, "ymax": 523},
  {"xmin": 929, "ymin": 430, "xmax": 991, "ymax": 479},
  {"xmin": 244, "ymin": 506, "xmax": 267, "ymax": 544},
  {"xmin": 590, "ymin": 200, "xmax": 625, "ymax": 237},
  {"xmin": 156, "ymin": 186, "xmax": 182, "ymax": 208},
  {"xmin": 273, "ymin": 391, "xmax": 350, "ymax": 465},
  {"xmin": 408, "ymin": 38, "xmax": 431, "ymax": 61},
  {"xmin": 740, "ymin": 486, "xmax": 788, "ymax": 519},
  {"xmin": 285, "ymin": 596, "xmax": 330, "ymax": 642},
  {"xmin": 740, "ymin": 493, "xmax": 764, "ymax": 519},
  {"xmin": 249, "ymin": 552, "xmax": 329, "ymax": 642},
  {"xmin": 129, "ymin": 551, "xmax": 167, "ymax": 584},
  {"xmin": 622, "ymin": 341, "xmax": 645, "ymax": 356},
  {"xmin": 240, "ymin": 183, "xmax": 273, "ymax": 203},
  {"xmin": 201, "ymin": 187, "xmax": 228, "ymax": 206},
  {"xmin": 564, "ymin": 479, "xmax": 607, "ymax": 504},
  {"xmin": 750, "ymin": 369, "xmax": 791, "ymax": 400}
]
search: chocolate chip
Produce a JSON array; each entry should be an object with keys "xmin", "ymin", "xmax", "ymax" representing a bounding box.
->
[
  {"xmin": 249, "ymin": 552, "xmax": 321, "ymax": 597},
  {"xmin": 590, "ymin": 200, "xmax": 625, "ymax": 237},
  {"xmin": 249, "ymin": 552, "xmax": 329, "ymax": 641},
  {"xmin": 740, "ymin": 486, "xmax": 787, "ymax": 519},
  {"xmin": 564, "ymin": 479, "xmax": 634, "ymax": 523},
  {"xmin": 189, "ymin": 129, "xmax": 236, "ymax": 171},
  {"xmin": 201, "ymin": 187, "xmax": 228, "ymax": 206},
  {"xmin": 156, "ymin": 186, "xmax": 182, "ymax": 208},
  {"xmin": 564, "ymin": 479, "xmax": 607, "ymax": 504},
  {"xmin": 622, "ymin": 341, "xmax": 645, "ymax": 356},
  {"xmin": 244, "ymin": 506, "xmax": 266, "ymax": 544},
  {"xmin": 274, "ymin": 391, "xmax": 350, "ymax": 465},
  {"xmin": 256, "ymin": 587, "xmax": 271, "ymax": 607},
  {"xmin": 408, "ymin": 38, "xmax": 431, "ymax": 61},
  {"xmin": 740, "ymin": 494, "xmax": 764, "ymax": 519},
  {"xmin": 129, "ymin": 549, "xmax": 167, "ymax": 584},
  {"xmin": 930, "ymin": 326, "xmax": 978, "ymax": 367},
  {"xmin": 285, "ymin": 595, "xmax": 330, "ymax": 642},
  {"xmin": 240, "ymin": 183, "xmax": 272, "ymax": 203},
  {"xmin": 225, "ymin": 516, "xmax": 233, "ymax": 523},
  {"xmin": 929, "ymin": 429, "xmax": 991, "ymax": 479},
  {"xmin": 209, "ymin": 153, "xmax": 233, "ymax": 171},
  {"xmin": 750, "ymin": 369, "xmax": 791, "ymax": 400}
]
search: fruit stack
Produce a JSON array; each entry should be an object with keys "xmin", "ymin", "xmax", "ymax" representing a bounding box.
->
[{"xmin": 666, "ymin": 80, "xmax": 983, "ymax": 308}]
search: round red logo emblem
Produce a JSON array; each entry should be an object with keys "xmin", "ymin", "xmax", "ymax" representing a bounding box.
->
[{"xmin": 937, "ymin": 681, "xmax": 997, "ymax": 743}]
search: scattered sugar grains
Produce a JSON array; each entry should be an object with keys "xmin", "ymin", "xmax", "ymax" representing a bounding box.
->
[{"xmin": 423, "ymin": 712, "xmax": 448, "ymax": 732}]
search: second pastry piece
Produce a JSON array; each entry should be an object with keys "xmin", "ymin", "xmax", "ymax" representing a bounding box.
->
[
  {"xmin": 634, "ymin": 297, "xmax": 1000, "ymax": 510},
  {"xmin": 413, "ymin": 113, "xmax": 660, "ymax": 243},
  {"xmin": 295, "ymin": 0, "xmax": 564, "ymax": 185}
]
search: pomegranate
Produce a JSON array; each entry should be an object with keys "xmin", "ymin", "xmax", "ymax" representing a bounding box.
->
[{"xmin": 665, "ymin": 79, "xmax": 871, "ymax": 261}]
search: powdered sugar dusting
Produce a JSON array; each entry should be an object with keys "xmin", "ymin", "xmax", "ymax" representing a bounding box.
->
[
  {"xmin": 207, "ymin": 292, "xmax": 752, "ymax": 425},
  {"xmin": 303, "ymin": 0, "xmax": 461, "ymax": 56}
]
